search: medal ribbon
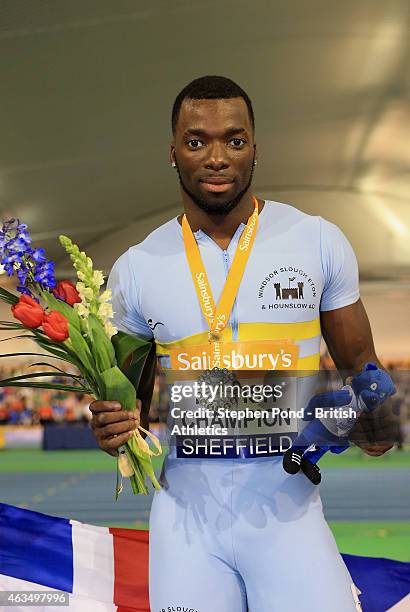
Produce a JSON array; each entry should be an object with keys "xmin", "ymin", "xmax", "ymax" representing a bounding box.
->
[{"xmin": 182, "ymin": 196, "xmax": 259, "ymax": 367}]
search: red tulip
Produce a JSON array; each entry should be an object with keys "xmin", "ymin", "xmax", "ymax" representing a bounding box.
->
[
  {"xmin": 42, "ymin": 310, "xmax": 69, "ymax": 342},
  {"xmin": 53, "ymin": 280, "xmax": 81, "ymax": 306},
  {"xmin": 11, "ymin": 295, "xmax": 44, "ymax": 328}
]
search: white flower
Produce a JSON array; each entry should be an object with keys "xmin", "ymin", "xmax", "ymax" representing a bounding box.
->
[
  {"xmin": 92, "ymin": 270, "xmax": 104, "ymax": 288},
  {"xmin": 77, "ymin": 271, "xmax": 87, "ymax": 282},
  {"xmin": 0, "ymin": 264, "xmax": 5, "ymax": 275},
  {"xmin": 74, "ymin": 302, "xmax": 90, "ymax": 319},
  {"xmin": 98, "ymin": 302, "xmax": 113, "ymax": 323},
  {"xmin": 76, "ymin": 282, "xmax": 93, "ymax": 303},
  {"xmin": 98, "ymin": 289, "xmax": 112, "ymax": 303},
  {"xmin": 104, "ymin": 321, "xmax": 118, "ymax": 338}
]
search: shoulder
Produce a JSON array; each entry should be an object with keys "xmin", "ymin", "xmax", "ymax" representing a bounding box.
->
[
  {"xmin": 261, "ymin": 200, "xmax": 323, "ymax": 241},
  {"xmin": 263, "ymin": 199, "xmax": 321, "ymax": 226},
  {"xmin": 129, "ymin": 217, "xmax": 180, "ymax": 258},
  {"xmin": 111, "ymin": 216, "xmax": 180, "ymax": 273},
  {"xmin": 262, "ymin": 200, "xmax": 352, "ymax": 246},
  {"xmin": 318, "ymin": 216, "xmax": 355, "ymax": 259}
]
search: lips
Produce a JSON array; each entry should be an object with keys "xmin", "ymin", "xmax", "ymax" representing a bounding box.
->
[{"xmin": 200, "ymin": 177, "xmax": 234, "ymax": 193}]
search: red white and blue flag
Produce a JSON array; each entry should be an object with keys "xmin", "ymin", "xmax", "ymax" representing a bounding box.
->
[{"xmin": 0, "ymin": 503, "xmax": 409, "ymax": 612}]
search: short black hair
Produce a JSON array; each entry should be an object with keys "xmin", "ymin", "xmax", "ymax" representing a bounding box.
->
[{"xmin": 171, "ymin": 75, "xmax": 255, "ymax": 135}]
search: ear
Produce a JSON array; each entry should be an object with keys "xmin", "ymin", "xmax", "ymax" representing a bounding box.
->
[
  {"xmin": 253, "ymin": 144, "xmax": 258, "ymax": 164},
  {"xmin": 169, "ymin": 142, "xmax": 176, "ymax": 166}
]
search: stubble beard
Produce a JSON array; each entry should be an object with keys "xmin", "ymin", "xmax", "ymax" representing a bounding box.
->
[{"xmin": 175, "ymin": 161, "xmax": 255, "ymax": 217}]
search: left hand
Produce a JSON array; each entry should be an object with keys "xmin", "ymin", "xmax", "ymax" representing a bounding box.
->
[
  {"xmin": 359, "ymin": 443, "xmax": 394, "ymax": 456},
  {"xmin": 349, "ymin": 401, "xmax": 398, "ymax": 456}
]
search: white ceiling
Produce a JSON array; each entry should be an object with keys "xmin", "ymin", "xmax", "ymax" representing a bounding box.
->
[{"xmin": 0, "ymin": 0, "xmax": 409, "ymax": 280}]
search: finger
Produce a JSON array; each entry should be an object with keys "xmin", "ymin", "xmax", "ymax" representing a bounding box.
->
[
  {"xmin": 100, "ymin": 419, "xmax": 138, "ymax": 439},
  {"xmin": 92, "ymin": 410, "xmax": 139, "ymax": 428},
  {"xmin": 359, "ymin": 442, "xmax": 394, "ymax": 455},
  {"xmin": 89, "ymin": 400, "xmax": 122, "ymax": 414},
  {"xmin": 368, "ymin": 443, "xmax": 394, "ymax": 453},
  {"xmin": 104, "ymin": 430, "xmax": 134, "ymax": 450}
]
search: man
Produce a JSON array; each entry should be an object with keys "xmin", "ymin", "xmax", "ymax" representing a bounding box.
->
[{"xmin": 90, "ymin": 76, "xmax": 394, "ymax": 611}]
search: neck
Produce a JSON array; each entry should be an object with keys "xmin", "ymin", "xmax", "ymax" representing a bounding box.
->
[{"xmin": 179, "ymin": 193, "xmax": 264, "ymax": 250}]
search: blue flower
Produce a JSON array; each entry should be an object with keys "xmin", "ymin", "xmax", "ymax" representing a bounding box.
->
[
  {"xmin": 32, "ymin": 248, "xmax": 46, "ymax": 263},
  {"xmin": 1, "ymin": 252, "xmax": 24, "ymax": 264},
  {"xmin": 16, "ymin": 266, "xmax": 28, "ymax": 285},
  {"xmin": 16, "ymin": 285, "xmax": 33, "ymax": 297},
  {"xmin": 0, "ymin": 219, "xmax": 56, "ymax": 294},
  {"xmin": 34, "ymin": 260, "xmax": 56, "ymax": 289}
]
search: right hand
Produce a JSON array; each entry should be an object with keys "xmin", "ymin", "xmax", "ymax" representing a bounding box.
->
[{"xmin": 89, "ymin": 399, "xmax": 141, "ymax": 457}]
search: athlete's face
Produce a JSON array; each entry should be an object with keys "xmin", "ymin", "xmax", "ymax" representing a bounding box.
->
[{"xmin": 170, "ymin": 97, "xmax": 256, "ymax": 215}]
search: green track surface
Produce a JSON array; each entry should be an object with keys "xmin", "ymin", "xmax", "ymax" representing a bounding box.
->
[
  {"xmin": 0, "ymin": 445, "xmax": 409, "ymax": 473},
  {"xmin": 330, "ymin": 522, "xmax": 410, "ymax": 562},
  {"xmin": 0, "ymin": 448, "xmax": 167, "ymax": 472},
  {"xmin": 319, "ymin": 445, "xmax": 410, "ymax": 468}
]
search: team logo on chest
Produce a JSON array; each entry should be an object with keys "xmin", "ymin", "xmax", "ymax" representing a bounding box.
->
[{"xmin": 258, "ymin": 266, "xmax": 317, "ymax": 311}]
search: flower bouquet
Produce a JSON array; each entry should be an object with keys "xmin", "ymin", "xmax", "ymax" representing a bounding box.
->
[{"xmin": 0, "ymin": 218, "xmax": 161, "ymax": 498}]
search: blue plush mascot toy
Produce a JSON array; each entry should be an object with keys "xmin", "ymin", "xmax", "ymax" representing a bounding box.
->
[{"xmin": 283, "ymin": 363, "xmax": 396, "ymax": 485}]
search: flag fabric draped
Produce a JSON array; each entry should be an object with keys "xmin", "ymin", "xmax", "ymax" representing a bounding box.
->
[
  {"xmin": 0, "ymin": 502, "xmax": 409, "ymax": 612},
  {"xmin": 0, "ymin": 503, "xmax": 149, "ymax": 612}
]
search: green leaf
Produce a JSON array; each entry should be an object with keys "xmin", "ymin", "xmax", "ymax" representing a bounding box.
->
[
  {"xmin": 100, "ymin": 366, "xmax": 136, "ymax": 411},
  {"xmin": 29, "ymin": 331, "xmax": 87, "ymax": 370},
  {"xmin": 0, "ymin": 352, "xmax": 73, "ymax": 364},
  {"xmin": 0, "ymin": 381, "xmax": 89, "ymax": 392},
  {"xmin": 64, "ymin": 325, "xmax": 102, "ymax": 397},
  {"xmin": 0, "ymin": 334, "xmax": 40, "ymax": 343},
  {"xmin": 35, "ymin": 340, "xmax": 78, "ymax": 364},
  {"xmin": 115, "ymin": 457, "xmax": 121, "ymax": 500},
  {"xmin": 0, "ymin": 287, "xmax": 18, "ymax": 305},
  {"xmin": 0, "ymin": 321, "xmax": 27, "ymax": 329},
  {"xmin": 111, "ymin": 331, "xmax": 152, "ymax": 370},
  {"xmin": 88, "ymin": 313, "xmax": 116, "ymax": 372},
  {"xmin": 129, "ymin": 476, "xmax": 140, "ymax": 495},
  {"xmin": 27, "ymin": 362, "xmax": 83, "ymax": 378},
  {"xmin": 40, "ymin": 291, "xmax": 81, "ymax": 331},
  {"xmin": 67, "ymin": 323, "xmax": 97, "ymax": 377},
  {"xmin": 128, "ymin": 435, "xmax": 161, "ymax": 491},
  {"xmin": 0, "ymin": 371, "xmax": 82, "ymax": 384},
  {"xmin": 123, "ymin": 343, "xmax": 153, "ymax": 390},
  {"xmin": 122, "ymin": 445, "xmax": 149, "ymax": 495}
]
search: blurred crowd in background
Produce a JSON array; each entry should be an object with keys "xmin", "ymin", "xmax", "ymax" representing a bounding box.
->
[
  {"xmin": 0, "ymin": 364, "xmax": 168, "ymax": 427},
  {"xmin": 0, "ymin": 379, "xmax": 92, "ymax": 427}
]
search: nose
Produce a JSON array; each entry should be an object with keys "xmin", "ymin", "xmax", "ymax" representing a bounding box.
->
[{"xmin": 204, "ymin": 141, "xmax": 229, "ymax": 171}]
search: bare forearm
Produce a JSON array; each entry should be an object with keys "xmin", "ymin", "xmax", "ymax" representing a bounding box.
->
[
  {"xmin": 321, "ymin": 299, "xmax": 377, "ymax": 378},
  {"xmin": 321, "ymin": 300, "xmax": 397, "ymax": 454}
]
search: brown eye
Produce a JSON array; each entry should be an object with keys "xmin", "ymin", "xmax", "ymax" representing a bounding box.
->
[
  {"xmin": 187, "ymin": 139, "xmax": 204, "ymax": 149},
  {"xmin": 229, "ymin": 138, "xmax": 246, "ymax": 147}
]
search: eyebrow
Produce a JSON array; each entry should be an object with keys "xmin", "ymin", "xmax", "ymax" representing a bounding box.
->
[{"xmin": 184, "ymin": 127, "xmax": 248, "ymax": 137}]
